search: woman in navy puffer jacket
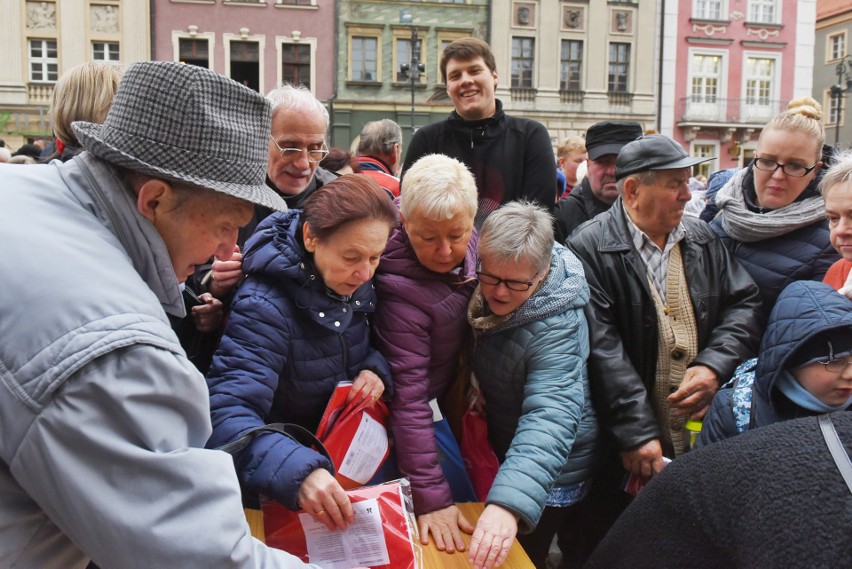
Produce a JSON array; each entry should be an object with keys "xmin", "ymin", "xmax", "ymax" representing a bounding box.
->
[
  {"xmin": 373, "ymin": 154, "xmax": 479, "ymax": 554},
  {"xmin": 206, "ymin": 175, "xmax": 398, "ymax": 530}
]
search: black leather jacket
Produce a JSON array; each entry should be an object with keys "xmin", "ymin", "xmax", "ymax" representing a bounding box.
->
[{"xmin": 567, "ymin": 199, "xmax": 763, "ymax": 451}]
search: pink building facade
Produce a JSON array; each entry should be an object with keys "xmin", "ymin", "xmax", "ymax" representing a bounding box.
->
[
  {"xmin": 151, "ymin": 0, "xmax": 335, "ymax": 101},
  {"xmin": 660, "ymin": 0, "xmax": 816, "ymax": 178}
]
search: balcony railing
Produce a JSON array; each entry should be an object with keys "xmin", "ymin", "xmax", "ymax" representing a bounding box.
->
[
  {"xmin": 679, "ymin": 97, "xmax": 788, "ymax": 125},
  {"xmin": 510, "ymin": 87, "xmax": 537, "ymax": 102}
]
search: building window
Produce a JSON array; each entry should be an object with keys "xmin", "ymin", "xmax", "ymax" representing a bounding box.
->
[
  {"xmin": 827, "ymin": 90, "xmax": 843, "ymax": 127},
  {"xmin": 692, "ymin": 143, "xmax": 716, "ymax": 179},
  {"xmin": 277, "ymin": 0, "xmax": 315, "ymax": 5},
  {"xmin": 694, "ymin": 0, "xmax": 724, "ymax": 20},
  {"xmin": 608, "ymin": 42, "xmax": 630, "ymax": 93},
  {"xmin": 689, "ymin": 54, "xmax": 721, "ymax": 102},
  {"xmin": 29, "ymin": 39, "xmax": 58, "ymax": 82},
  {"xmin": 229, "ymin": 41, "xmax": 260, "ymax": 92},
  {"xmin": 828, "ymin": 32, "xmax": 847, "ymax": 62},
  {"xmin": 560, "ymin": 40, "xmax": 583, "ymax": 91},
  {"xmin": 179, "ymin": 38, "xmax": 210, "ymax": 68},
  {"xmin": 351, "ymin": 36, "xmax": 378, "ymax": 81},
  {"xmin": 511, "ymin": 37, "xmax": 535, "ymax": 88},
  {"xmin": 747, "ymin": 0, "xmax": 776, "ymax": 24},
  {"xmin": 745, "ymin": 57, "xmax": 774, "ymax": 106},
  {"xmin": 93, "ymin": 42, "xmax": 120, "ymax": 63},
  {"xmin": 282, "ymin": 42, "xmax": 311, "ymax": 89},
  {"xmin": 395, "ymin": 36, "xmax": 423, "ymax": 83}
]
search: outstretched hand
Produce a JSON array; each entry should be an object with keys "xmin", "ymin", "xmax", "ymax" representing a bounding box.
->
[{"xmin": 418, "ymin": 504, "xmax": 475, "ymax": 553}]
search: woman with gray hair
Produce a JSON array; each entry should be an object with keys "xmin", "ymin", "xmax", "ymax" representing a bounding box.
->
[
  {"xmin": 820, "ymin": 149, "xmax": 852, "ymax": 295},
  {"xmin": 373, "ymin": 153, "xmax": 480, "ymax": 555},
  {"xmin": 466, "ymin": 202, "xmax": 602, "ymax": 569}
]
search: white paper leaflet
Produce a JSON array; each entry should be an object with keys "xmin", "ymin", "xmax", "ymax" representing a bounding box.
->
[
  {"xmin": 338, "ymin": 413, "xmax": 388, "ymax": 483},
  {"xmin": 299, "ymin": 498, "xmax": 390, "ymax": 568}
]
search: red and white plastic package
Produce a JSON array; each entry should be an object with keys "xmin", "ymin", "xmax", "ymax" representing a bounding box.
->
[{"xmin": 263, "ymin": 479, "xmax": 422, "ymax": 569}]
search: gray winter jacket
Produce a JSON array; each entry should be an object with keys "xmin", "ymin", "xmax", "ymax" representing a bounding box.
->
[{"xmin": 0, "ymin": 155, "xmax": 316, "ymax": 568}]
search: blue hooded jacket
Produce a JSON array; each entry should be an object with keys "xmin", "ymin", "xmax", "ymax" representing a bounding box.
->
[
  {"xmin": 206, "ymin": 210, "xmax": 392, "ymax": 509},
  {"xmin": 697, "ymin": 280, "xmax": 852, "ymax": 447}
]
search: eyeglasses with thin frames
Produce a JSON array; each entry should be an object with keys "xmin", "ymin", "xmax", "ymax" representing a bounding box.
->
[
  {"xmin": 476, "ymin": 263, "xmax": 539, "ymax": 292},
  {"xmin": 269, "ymin": 135, "xmax": 329, "ymax": 163},
  {"xmin": 753, "ymin": 156, "xmax": 819, "ymax": 178},
  {"xmin": 816, "ymin": 358, "xmax": 852, "ymax": 373}
]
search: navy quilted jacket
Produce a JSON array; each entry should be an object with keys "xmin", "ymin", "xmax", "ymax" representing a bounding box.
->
[
  {"xmin": 206, "ymin": 210, "xmax": 392, "ymax": 510},
  {"xmin": 698, "ymin": 280, "xmax": 852, "ymax": 446}
]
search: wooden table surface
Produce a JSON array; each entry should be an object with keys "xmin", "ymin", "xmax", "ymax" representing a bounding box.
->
[{"xmin": 246, "ymin": 502, "xmax": 534, "ymax": 568}]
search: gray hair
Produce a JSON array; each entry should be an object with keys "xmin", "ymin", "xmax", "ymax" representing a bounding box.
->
[
  {"xmin": 265, "ymin": 83, "xmax": 329, "ymax": 127},
  {"xmin": 616, "ymin": 170, "xmax": 662, "ymax": 193},
  {"xmin": 358, "ymin": 119, "xmax": 402, "ymax": 156},
  {"xmin": 400, "ymin": 154, "xmax": 478, "ymax": 222},
  {"xmin": 478, "ymin": 201, "xmax": 554, "ymax": 271},
  {"xmin": 820, "ymin": 149, "xmax": 852, "ymax": 197}
]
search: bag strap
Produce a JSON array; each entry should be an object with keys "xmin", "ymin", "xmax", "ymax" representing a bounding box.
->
[
  {"xmin": 818, "ymin": 414, "xmax": 852, "ymax": 495},
  {"xmin": 215, "ymin": 423, "xmax": 335, "ymax": 475}
]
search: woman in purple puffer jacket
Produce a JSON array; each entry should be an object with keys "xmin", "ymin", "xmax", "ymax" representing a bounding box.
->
[{"xmin": 373, "ymin": 154, "xmax": 479, "ymax": 557}]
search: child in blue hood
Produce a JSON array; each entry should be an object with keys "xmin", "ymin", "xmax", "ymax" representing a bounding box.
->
[{"xmin": 697, "ymin": 280, "xmax": 852, "ymax": 447}]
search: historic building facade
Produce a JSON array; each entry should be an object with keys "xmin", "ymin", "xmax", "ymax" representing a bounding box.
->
[{"xmin": 815, "ymin": 0, "xmax": 851, "ymax": 149}]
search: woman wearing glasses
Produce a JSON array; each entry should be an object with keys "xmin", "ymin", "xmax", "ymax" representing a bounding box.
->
[
  {"xmin": 465, "ymin": 202, "xmax": 602, "ymax": 569},
  {"xmin": 710, "ymin": 97, "xmax": 838, "ymax": 314},
  {"xmin": 206, "ymin": 174, "xmax": 398, "ymax": 532},
  {"xmin": 696, "ymin": 280, "xmax": 852, "ymax": 448}
]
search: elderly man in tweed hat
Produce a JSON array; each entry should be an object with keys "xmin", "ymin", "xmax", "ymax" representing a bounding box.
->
[{"xmin": 0, "ymin": 62, "xmax": 331, "ymax": 568}]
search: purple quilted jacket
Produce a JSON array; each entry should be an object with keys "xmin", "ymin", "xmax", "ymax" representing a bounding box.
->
[{"xmin": 373, "ymin": 225, "xmax": 478, "ymax": 515}]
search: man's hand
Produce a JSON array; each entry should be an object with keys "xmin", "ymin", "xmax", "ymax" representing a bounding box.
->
[
  {"xmin": 468, "ymin": 504, "xmax": 518, "ymax": 569},
  {"xmin": 297, "ymin": 469, "xmax": 353, "ymax": 532},
  {"xmin": 668, "ymin": 365, "xmax": 719, "ymax": 420},
  {"xmin": 620, "ymin": 439, "xmax": 666, "ymax": 479},
  {"xmin": 190, "ymin": 293, "xmax": 224, "ymax": 333},
  {"xmin": 417, "ymin": 505, "xmax": 475, "ymax": 553},
  {"xmin": 208, "ymin": 245, "xmax": 243, "ymax": 298}
]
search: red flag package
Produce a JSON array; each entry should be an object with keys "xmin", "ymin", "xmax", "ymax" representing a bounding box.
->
[
  {"xmin": 263, "ymin": 479, "xmax": 422, "ymax": 569},
  {"xmin": 315, "ymin": 381, "xmax": 391, "ymax": 489}
]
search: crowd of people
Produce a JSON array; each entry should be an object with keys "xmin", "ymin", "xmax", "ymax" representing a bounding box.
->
[{"xmin": 1, "ymin": 36, "xmax": 850, "ymax": 569}]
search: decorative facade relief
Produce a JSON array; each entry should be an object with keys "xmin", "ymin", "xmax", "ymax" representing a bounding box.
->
[
  {"xmin": 562, "ymin": 5, "xmax": 585, "ymax": 31},
  {"xmin": 693, "ymin": 23, "xmax": 727, "ymax": 36},
  {"xmin": 729, "ymin": 11, "xmax": 744, "ymax": 20},
  {"xmin": 26, "ymin": 1, "xmax": 56, "ymax": 31},
  {"xmin": 91, "ymin": 4, "xmax": 120, "ymax": 34},
  {"xmin": 746, "ymin": 27, "xmax": 779, "ymax": 41}
]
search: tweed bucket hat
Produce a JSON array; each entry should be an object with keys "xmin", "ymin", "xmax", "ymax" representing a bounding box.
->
[{"xmin": 73, "ymin": 61, "xmax": 286, "ymax": 211}]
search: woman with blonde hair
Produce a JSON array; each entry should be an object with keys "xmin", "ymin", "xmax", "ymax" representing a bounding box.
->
[
  {"xmin": 49, "ymin": 61, "xmax": 123, "ymax": 161},
  {"xmin": 710, "ymin": 97, "xmax": 838, "ymax": 314}
]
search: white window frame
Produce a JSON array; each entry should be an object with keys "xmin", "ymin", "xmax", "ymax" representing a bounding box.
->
[
  {"xmin": 692, "ymin": 0, "xmax": 727, "ymax": 21},
  {"xmin": 691, "ymin": 141, "xmax": 719, "ymax": 179},
  {"xmin": 92, "ymin": 41, "xmax": 120, "ymax": 63},
  {"xmin": 824, "ymin": 88, "xmax": 845, "ymax": 129},
  {"xmin": 747, "ymin": 0, "xmax": 778, "ymax": 25},
  {"xmin": 607, "ymin": 41, "xmax": 632, "ymax": 93},
  {"xmin": 276, "ymin": 35, "xmax": 317, "ymax": 94},
  {"xmin": 172, "ymin": 31, "xmax": 216, "ymax": 70},
  {"xmin": 28, "ymin": 39, "xmax": 58, "ymax": 83},
  {"xmin": 559, "ymin": 38, "xmax": 584, "ymax": 91},
  {"xmin": 685, "ymin": 48, "xmax": 728, "ymax": 121},
  {"xmin": 223, "ymin": 33, "xmax": 265, "ymax": 94},
  {"xmin": 827, "ymin": 31, "xmax": 847, "ymax": 63},
  {"xmin": 741, "ymin": 51, "xmax": 781, "ymax": 123},
  {"xmin": 511, "ymin": 36, "xmax": 536, "ymax": 89}
]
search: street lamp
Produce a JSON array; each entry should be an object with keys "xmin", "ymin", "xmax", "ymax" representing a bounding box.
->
[
  {"xmin": 399, "ymin": 9, "xmax": 425, "ymax": 136},
  {"xmin": 829, "ymin": 55, "xmax": 852, "ymax": 149}
]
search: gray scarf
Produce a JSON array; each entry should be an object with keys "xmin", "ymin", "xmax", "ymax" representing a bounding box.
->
[{"xmin": 715, "ymin": 168, "xmax": 826, "ymax": 242}]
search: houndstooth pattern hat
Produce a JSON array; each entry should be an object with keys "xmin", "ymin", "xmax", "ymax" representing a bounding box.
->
[{"xmin": 73, "ymin": 61, "xmax": 286, "ymax": 212}]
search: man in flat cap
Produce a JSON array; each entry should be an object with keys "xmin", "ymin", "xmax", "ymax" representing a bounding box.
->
[
  {"xmin": 565, "ymin": 134, "xmax": 762, "ymax": 561},
  {"xmin": 0, "ymin": 62, "xmax": 327, "ymax": 568},
  {"xmin": 553, "ymin": 120, "xmax": 643, "ymax": 243}
]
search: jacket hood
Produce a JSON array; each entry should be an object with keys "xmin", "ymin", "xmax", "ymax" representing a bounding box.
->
[
  {"xmin": 755, "ymin": 280, "xmax": 852, "ymax": 400},
  {"xmin": 470, "ymin": 243, "xmax": 589, "ymax": 333},
  {"xmin": 377, "ymin": 223, "xmax": 479, "ymax": 284}
]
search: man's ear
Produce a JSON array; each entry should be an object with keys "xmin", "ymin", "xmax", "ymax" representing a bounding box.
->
[
  {"xmin": 135, "ymin": 178, "xmax": 171, "ymax": 222},
  {"xmin": 492, "ymin": 69, "xmax": 498, "ymax": 87},
  {"xmin": 621, "ymin": 177, "xmax": 638, "ymax": 205}
]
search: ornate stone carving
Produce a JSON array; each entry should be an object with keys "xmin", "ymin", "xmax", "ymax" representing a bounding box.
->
[
  {"xmin": 692, "ymin": 23, "xmax": 727, "ymax": 36},
  {"xmin": 746, "ymin": 27, "xmax": 779, "ymax": 41},
  {"xmin": 91, "ymin": 5, "xmax": 120, "ymax": 34},
  {"xmin": 26, "ymin": 2, "xmax": 56, "ymax": 31}
]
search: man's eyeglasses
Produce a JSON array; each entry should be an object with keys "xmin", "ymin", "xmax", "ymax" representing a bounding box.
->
[
  {"xmin": 817, "ymin": 358, "xmax": 852, "ymax": 373},
  {"xmin": 269, "ymin": 135, "xmax": 329, "ymax": 163},
  {"xmin": 753, "ymin": 157, "xmax": 819, "ymax": 178},
  {"xmin": 476, "ymin": 265, "xmax": 539, "ymax": 292}
]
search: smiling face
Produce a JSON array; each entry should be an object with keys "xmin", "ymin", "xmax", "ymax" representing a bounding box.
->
[
  {"xmin": 824, "ymin": 182, "xmax": 852, "ymax": 261},
  {"xmin": 267, "ymin": 107, "xmax": 327, "ymax": 196},
  {"xmin": 303, "ymin": 218, "xmax": 391, "ymax": 297},
  {"xmin": 753, "ymin": 128, "xmax": 822, "ymax": 210},
  {"xmin": 445, "ymin": 56, "xmax": 498, "ymax": 121},
  {"xmin": 404, "ymin": 210, "xmax": 474, "ymax": 274}
]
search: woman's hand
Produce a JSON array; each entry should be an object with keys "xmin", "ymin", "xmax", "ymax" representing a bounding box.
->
[
  {"xmin": 346, "ymin": 369, "xmax": 384, "ymax": 405},
  {"xmin": 468, "ymin": 504, "xmax": 518, "ymax": 569},
  {"xmin": 417, "ymin": 505, "xmax": 475, "ymax": 553},
  {"xmin": 297, "ymin": 468, "xmax": 353, "ymax": 531}
]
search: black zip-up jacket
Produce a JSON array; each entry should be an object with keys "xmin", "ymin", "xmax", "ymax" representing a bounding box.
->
[
  {"xmin": 553, "ymin": 177, "xmax": 612, "ymax": 243},
  {"xmin": 567, "ymin": 199, "xmax": 763, "ymax": 452}
]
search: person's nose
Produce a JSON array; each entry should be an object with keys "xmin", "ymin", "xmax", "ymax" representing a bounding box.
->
[
  {"xmin": 353, "ymin": 260, "xmax": 375, "ymax": 283},
  {"xmin": 836, "ymin": 217, "xmax": 852, "ymax": 236},
  {"xmin": 840, "ymin": 361, "xmax": 852, "ymax": 380},
  {"xmin": 437, "ymin": 239, "xmax": 452, "ymax": 258},
  {"xmin": 214, "ymin": 233, "xmax": 237, "ymax": 263},
  {"xmin": 290, "ymin": 149, "xmax": 312, "ymax": 169},
  {"xmin": 771, "ymin": 165, "xmax": 787, "ymax": 180}
]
